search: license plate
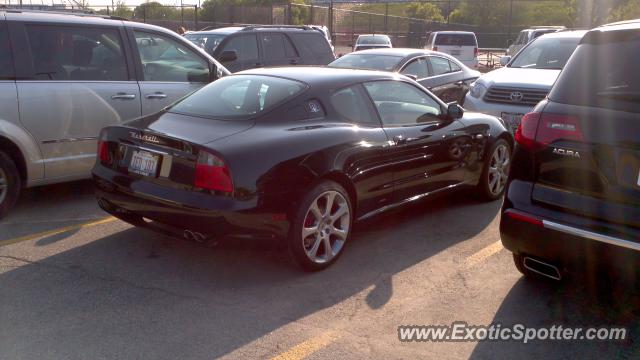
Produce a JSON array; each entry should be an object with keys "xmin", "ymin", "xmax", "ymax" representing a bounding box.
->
[
  {"xmin": 501, "ymin": 112, "xmax": 524, "ymax": 133},
  {"xmin": 450, "ymin": 50, "xmax": 461, "ymax": 56},
  {"xmin": 129, "ymin": 150, "xmax": 159, "ymax": 177}
]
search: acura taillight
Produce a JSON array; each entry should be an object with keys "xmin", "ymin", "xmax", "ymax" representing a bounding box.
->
[
  {"xmin": 194, "ymin": 151, "xmax": 233, "ymax": 193},
  {"xmin": 97, "ymin": 129, "xmax": 112, "ymax": 165},
  {"xmin": 515, "ymin": 112, "xmax": 584, "ymax": 152}
]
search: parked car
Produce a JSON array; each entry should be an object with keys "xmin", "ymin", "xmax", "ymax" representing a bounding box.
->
[
  {"xmin": 184, "ymin": 25, "xmax": 335, "ymax": 73},
  {"xmin": 464, "ymin": 30, "xmax": 586, "ymax": 133},
  {"xmin": 507, "ymin": 26, "xmax": 565, "ymax": 56},
  {"xmin": 352, "ymin": 34, "xmax": 392, "ymax": 52},
  {"xmin": 328, "ymin": 48, "xmax": 480, "ymax": 103},
  {"xmin": 500, "ymin": 20, "xmax": 640, "ymax": 281},
  {"xmin": 93, "ymin": 67, "xmax": 513, "ymax": 271},
  {"xmin": 424, "ymin": 31, "xmax": 478, "ymax": 68},
  {"xmin": 0, "ymin": 9, "xmax": 230, "ymax": 218}
]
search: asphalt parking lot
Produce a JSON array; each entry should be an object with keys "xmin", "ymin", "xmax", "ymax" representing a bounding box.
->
[{"xmin": 1, "ymin": 181, "xmax": 639, "ymax": 359}]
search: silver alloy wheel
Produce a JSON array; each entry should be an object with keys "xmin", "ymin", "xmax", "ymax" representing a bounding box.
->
[
  {"xmin": 301, "ymin": 190, "xmax": 350, "ymax": 264},
  {"xmin": 488, "ymin": 143, "xmax": 510, "ymax": 196},
  {"xmin": 0, "ymin": 167, "xmax": 7, "ymax": 204}
]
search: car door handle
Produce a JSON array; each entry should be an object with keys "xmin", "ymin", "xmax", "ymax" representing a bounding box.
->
[
  {"xmin": 393, "ymin": 135, "xmax": 407, "ymax": 145},
  {"xmin": 145, "ymin": 92, "xmax": 167, "ymax": 99},
  {"xmin": 111, "ymin": 93, "xmax": 136, "ymax": 100},
  {"xmin": 455, "ymin": 81, "xmax": 464, "ymax": 86}
]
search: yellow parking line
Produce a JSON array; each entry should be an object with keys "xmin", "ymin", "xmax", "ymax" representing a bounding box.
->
[
  {"xmin": 270, "ymin": 331, "xmax": 337, "ymax": 360},
  {"xmin": 464, "ymin": 240, "xmax": 504, "ymax": 268},
  {"xmin": 0, "ymin": 216, "xmax": 118, "ymax": 247}
]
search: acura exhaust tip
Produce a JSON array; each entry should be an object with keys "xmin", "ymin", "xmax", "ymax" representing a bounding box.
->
[{"xmin": 523, "ymin": 257, "xmax": 562, "ymax": 281}]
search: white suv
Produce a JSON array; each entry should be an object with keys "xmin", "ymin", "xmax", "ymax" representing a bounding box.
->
[
  {"xmin": 425, "ymin": 31, "xmax": 478, "ymax": 68},
  {"xmin": 0, "ymin": 10, "xmax": 229, "ymax": 218},
  {"xmin": 464, "ymin": 30, "xmax": 586, "ymax": 132}
]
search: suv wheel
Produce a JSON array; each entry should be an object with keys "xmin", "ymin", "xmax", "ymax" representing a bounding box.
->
[
  {"xmin": 0, "ymin": 151, "xmax": 21, "ymax": 219},
  {"xmin": 288, "ymin": 180, "xmax": 352, "ymax": 271}
]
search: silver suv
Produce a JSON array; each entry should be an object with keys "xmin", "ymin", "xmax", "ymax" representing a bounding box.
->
[{"xmin": 0, "ymin": 10, "xmax": 229, "ymax": 218}]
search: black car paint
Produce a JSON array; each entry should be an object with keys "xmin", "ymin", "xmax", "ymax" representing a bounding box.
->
[{"xmin": 93, "ymin": 67, "xmax": 510, "ymax": 242}]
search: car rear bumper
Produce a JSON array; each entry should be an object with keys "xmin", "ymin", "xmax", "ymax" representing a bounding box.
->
[
  {"xmin": 500, "ymin": 180, "xmax": 640, "ymax": 273},
  {"xmin": 92, "ymin": 166, "xmax": 293, "ymax": 241},
  {"xmin": 460, "ymin": 59, "xmax": 479, "ymax": 68}
]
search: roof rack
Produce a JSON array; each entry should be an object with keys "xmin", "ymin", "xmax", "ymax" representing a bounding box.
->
[
  {"xmin": 0, "ymin": 7, "xmax": 127, "ymax": 21},
  {"xmin": 241, "ymin": 25, "xmax": 312, "ymax": 31}
]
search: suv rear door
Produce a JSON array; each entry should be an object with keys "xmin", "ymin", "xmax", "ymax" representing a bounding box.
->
[
  {"xmin": 258, "ymin": 32, "xmax": 300, "ymax": 67},
  {"xmin": 11, "ymin": 20, "xmax": 140, "ymax": 179},
  {"xmin": 130, "ymin": 29, "xmax": 213, "ymax": 116},
  {"xmin": 532, "ymin": 28, "xmax": 640, "ymax": 229}
]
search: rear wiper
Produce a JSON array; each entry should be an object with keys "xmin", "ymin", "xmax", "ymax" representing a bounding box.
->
[{"xmin": 597, "ymin": 91, "xmax": 640, "ymax": 102}]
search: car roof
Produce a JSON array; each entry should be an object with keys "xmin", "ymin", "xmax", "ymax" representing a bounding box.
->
[
  {"xmin": 431, "ymin": 31, "xmax": 476, "ymax": 36},
  {"xmin": 596, "ymin": 18, "xmax": 640, "ymax": 31},
  {"xmin": 190, "ymin": 25, "xmax": 323, "ymax": 35},
  {"xmin": 343, "ymin": 47, "xmax": 449, "ymax": 59},
  {"xmin": 357, "ymin": 34, "xmax": 390, "ymax": 38},
  {"xmin": 237, "ymin": 66, "xmax": 403, "ymax": 86},
  {"xmin": 536, "ymin": 29, "xmax": 588, "ymax": 39}
]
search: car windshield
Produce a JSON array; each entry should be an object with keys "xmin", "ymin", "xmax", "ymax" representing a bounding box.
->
[
  {"xmin": 169, "ymin": 75, "xmax": 306, "ymax": 120},
  {"xmin": 185, "ymin": 33, "xmax": 226, "ymax": 53},
  {"xmin": 509, "ymin": 36, "xmax": 581, "ymax": 69},
  {"xmin": 434, "ymin": 34, "xmax": 477, "ymax": 46},
  {"xmin": 329, "ymin": 54, "xmax": 402, "ymax": 71},
  {"xmin": 357, "ymin": 36, "xmax": 390, "ymax": 45}
]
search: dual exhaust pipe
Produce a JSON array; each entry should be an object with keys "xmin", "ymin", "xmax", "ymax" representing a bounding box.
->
[{"xmin": 523, "ymin": 256, "xmax": 562, "ymax": 281}]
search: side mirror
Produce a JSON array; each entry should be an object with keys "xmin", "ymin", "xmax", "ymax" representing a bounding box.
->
[
  {"xmin": 219, "ymin": 50, "xmax": 238, "ymax": 63},
  {"xmin": 500, "ymin": 56, "xmax": 511, "ymax": 66},
  {"xmin": 447, "ymin": 102, "xmax": 464, "ymax": 119}
]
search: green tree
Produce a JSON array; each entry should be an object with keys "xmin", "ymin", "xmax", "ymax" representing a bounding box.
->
[
  {"xmin": 133, "ymin": 1, "xmax": 180, "ymax": 21},
  {"xmin": 406, "ymin": 2, "xmax": 445, "ymax": 22},
  {"xmin": 608, "ymin": 0, "xmax": 640, "ymax": 21}
]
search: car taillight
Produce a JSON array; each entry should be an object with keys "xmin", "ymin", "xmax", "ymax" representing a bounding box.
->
[
  {"xmin": 433, "ymin": 46, "xmax": 438, "ymax": 52},
  {"xmin": 97, "ymin": 129, "xmax": 112, "ymax": 165},
  {"xmin": 194, "ymin": 151, "xmax": 233, "ymax": 193},
  {"xmin": 474, "ymin": 47, "xmax": 479, "ymax": 57},
  {"xmin": 515, "ymin": 112, "xmax": 583, "ymax": 152}
]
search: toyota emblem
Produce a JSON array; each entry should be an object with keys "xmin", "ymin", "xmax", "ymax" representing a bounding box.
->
[{"xmin": 510, "ymin": 91, "xmax": 524, "ymax": 102}]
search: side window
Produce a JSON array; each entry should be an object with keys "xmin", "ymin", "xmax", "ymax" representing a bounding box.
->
[
  {"xmin": 24, "ymin": 25, "xmax": 127, "ymax": 81},
  {"xmin": 330, "ymin": 85, "xmax": 379, "ymax": 126},
  {"xmin": 260, "ymin": 33, "xmax": 287, "ymax": 60},
  {"xmin": 134, "ymin": 31, "xmax": 209, "ymax": 82},
  {"xmin": 222, "ymin": 34, "xmax": 258, "ymax": 61},
  {"xmin": 364, "ymin": 81, "xmax": 441, "ymax": 127},
  {"xmin": 450, "ymin": 61, "xmax": 462, "ymax": 72},
  {"xmin": 283, "ymin": 35, "xmax": 298, "ymax": 58},
  {"xmin": 0, "ymin": 21, "xmax": 14, "ymax": 80},
  {"xmin": 429, "ymin": 56, "xmax": 451, "ymax": 76},
  {"xmin": 401, "ymin": 57, "xmax": 429, "ymax": 79},
  {"xmin": 290, "ymin": 33, "xmax": 331, "ymax": 57}
]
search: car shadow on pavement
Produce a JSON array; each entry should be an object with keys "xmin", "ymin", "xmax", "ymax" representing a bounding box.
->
[
  {"xmin": 469, "ymin": 274, "xmax": 640, "ymax": 359},
  {"xmin": 0, "ymin": 190, "xmax": 500, "ymax": 359}
]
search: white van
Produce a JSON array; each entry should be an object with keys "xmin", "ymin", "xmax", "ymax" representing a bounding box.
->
[{"xmin": 425, "ymin": 31, "xmax": 478, "ymax": 68}]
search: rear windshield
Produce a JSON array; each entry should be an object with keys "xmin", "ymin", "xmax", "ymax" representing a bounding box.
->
[
  {"xmin": 434, "ymin": 34, "xmax": 477, "ymax": 46},
  {"xmin": 357, "ymin": 36, "xmax": 391, "ymax": 45},
  {"xmin": 509, "ymin": 36, "xmax": 580, "ymax": 69},
  {"xmin": 329, "ymin": 54, "xmax": 402, "ymax": 71},
  {"xmin": 549, "ymin": 34, "xmax": 640, "ymax": 113},
  {"xmin": 169, "ymin": 75, "xmax": 306, "ymax": 120}
]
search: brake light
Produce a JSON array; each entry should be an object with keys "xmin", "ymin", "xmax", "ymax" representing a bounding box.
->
[
  {"xmin": 194, "ymin": 151, "xmax": 233, "ymax": 193},
  {"xmin": 97, "ymin": 129, "xmax": 112, "ymax": 165},
  {"xmin": 433, "ymin": 46, "xmax": 438, "ymax": 52},
  {"xmin": 474, "ymin": 47, "xmax": 479, "ymax": 57},
  {"xmin": 515, "ymin": 112, "xmax": 583, "ymax": 152}
]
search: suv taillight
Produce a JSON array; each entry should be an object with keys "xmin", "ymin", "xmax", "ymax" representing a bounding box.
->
[
  {"xmin": 194, "ymin": 151, "xmax": 233, "ymax": 193},
  {"xmin": 433, "ymin": 46, "xmax": 438, "ymax": 52},
  {"xmin": 97, "ymin": 129, "xmax": 112, "ymax": 165},
  {"xmin": 515, "ymin": 112, "xmax": 584, "ymax": 152}
]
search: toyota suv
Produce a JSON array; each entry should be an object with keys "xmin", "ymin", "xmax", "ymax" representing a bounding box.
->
[
  {"xmin": 464, "ymin": 30, "xmax": 586, "ymax": 133},
  {"xmin": 184, "ymin": 25, "xmax": 336, "ymax": 73},
  {"xmin": 500, "ymin": 19, "xmax": 640, "ymax": 282},
  {"xmin": 0, "ymin": 9, "xmax": 229, "ymax": 218}
]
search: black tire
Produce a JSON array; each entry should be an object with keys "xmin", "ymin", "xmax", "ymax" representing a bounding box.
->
[
  {"xmin": 477, "ymin": 138, "xmax": 511, "ymax": 201},
  {"xmin": 288, "ymin": 180, "xmax": 353, "ymax": 271},
  {"xmin": 0, "ymin": 151, "xmax": 21, "ymax": 219}
]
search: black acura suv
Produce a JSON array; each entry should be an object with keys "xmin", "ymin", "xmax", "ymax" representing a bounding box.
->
[{"xmin": 500, "ymin": 19, "xmax": 640, "ymax": 281}]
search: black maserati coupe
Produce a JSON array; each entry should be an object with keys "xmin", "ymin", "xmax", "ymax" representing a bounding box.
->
[{"xmin": 93, "ymin": 67, "xmax": 513, "ymax": 271}]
